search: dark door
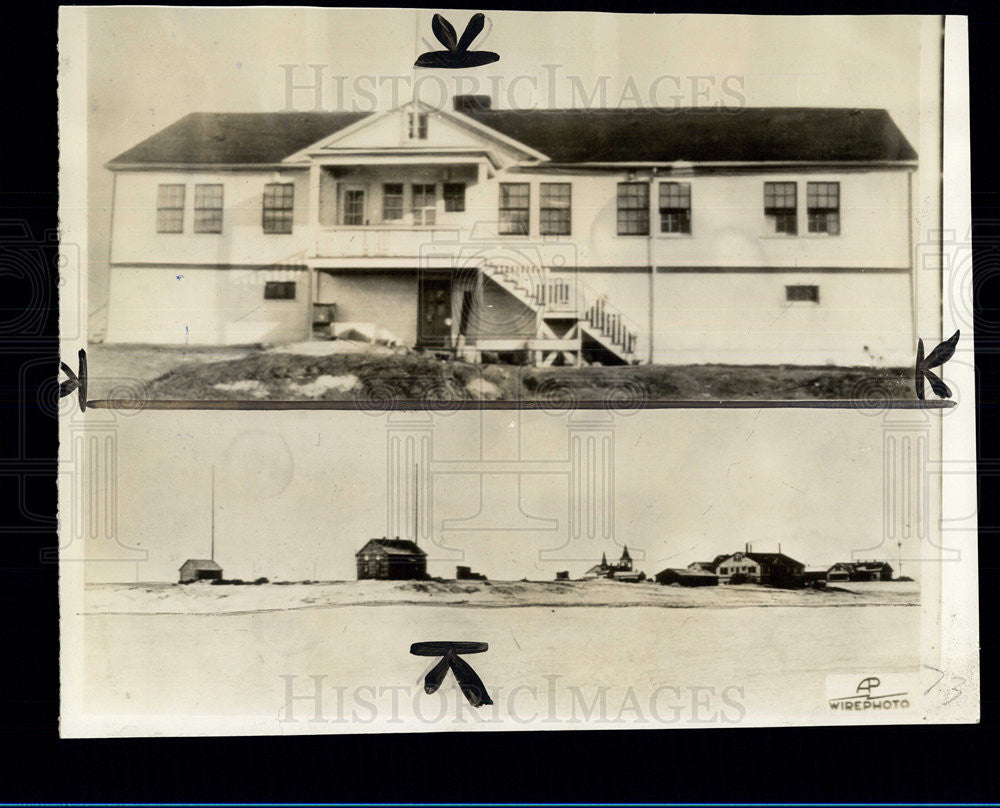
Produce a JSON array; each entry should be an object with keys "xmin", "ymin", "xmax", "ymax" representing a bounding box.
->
[{"xmin": 418, "ymin": 277, "xmax": 452, "ymax": 348}]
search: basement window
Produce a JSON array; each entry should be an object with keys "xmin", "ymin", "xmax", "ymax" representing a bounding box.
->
[
  {"xmin": 786, "ymin": 285, "xmax": 819, "ymax": 303},
  {"xmin": 264, "ymin": 281, "xmax": 296, "ymax": 300}
]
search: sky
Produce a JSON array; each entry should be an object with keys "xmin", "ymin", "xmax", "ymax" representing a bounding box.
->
[
  {"xmin": 76, "ymin": 407, "xmax": 936, "ymax": 583},
  {"xmin": 78, "ymin": 9, "xmax": 933, "ymax": 331}
]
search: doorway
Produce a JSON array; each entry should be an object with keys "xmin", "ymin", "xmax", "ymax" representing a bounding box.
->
[{"xmin": 418, "ymin": 276, "xmax": 452, "ymax": 348}]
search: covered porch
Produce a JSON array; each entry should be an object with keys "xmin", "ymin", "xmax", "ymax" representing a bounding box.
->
[{"xmin": 307, "ymin": 154, "xmax": 495, "ymax": 259}]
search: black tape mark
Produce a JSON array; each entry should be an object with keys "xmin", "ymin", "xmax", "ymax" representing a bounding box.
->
[
  {"xmin": 915, "ymin": 330, "xmax": 960, "ymax": 400},
  {"xmin": 59, "ymin": 348, "xmax": 87, "ymax": 413},
  {"xmin": 415, "ymin": 13, "xmax": 499, "ymax": 68},
  {"xmin": 411, "ymin": 641, "xmax": 493, "ymax": 707}
]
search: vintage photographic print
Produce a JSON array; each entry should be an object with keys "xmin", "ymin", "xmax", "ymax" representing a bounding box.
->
[
  {"xmin": 57, "ymin": 8, "xmax": 978, "ymax": 737},
  {"xmin": 72, "ymin": 9, "xmax": 945, "ymax": 405},
  {"xmin": 59, "ymin": 404, "xmax": 973, "ymax": 736}
]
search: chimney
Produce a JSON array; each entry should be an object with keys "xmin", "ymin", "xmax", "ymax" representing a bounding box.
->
[{"xmin": 453, "ymin": 95, "xmax": 492, "ymax": 114}]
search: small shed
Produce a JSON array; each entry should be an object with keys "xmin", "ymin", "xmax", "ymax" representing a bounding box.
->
[
  {"xmin": 179, "ymin": 559, "xmax": 223, "ymax": 583},
  {"xmin": 655, "ymin": 567, "xmax": 719, "ymax": 587},
  {"xmin": 356, "ymin": 537, "xmax": 427, "ymax": 580}
]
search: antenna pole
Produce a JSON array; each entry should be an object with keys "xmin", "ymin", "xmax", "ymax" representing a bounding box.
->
[
  {"xmin": 414, "ymin": 463, "xmax": 419, "ymax": 545},
  {"xmin": 211, "ymin": 465, "xmax": 215, "ymax": 561}
]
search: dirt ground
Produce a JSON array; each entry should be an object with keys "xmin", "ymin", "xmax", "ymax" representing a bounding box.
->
[{"xmin": 85, "ymin": 342, "xmax": 916, "ymax": 403}]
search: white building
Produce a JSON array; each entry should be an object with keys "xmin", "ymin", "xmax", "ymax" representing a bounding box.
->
[{"xmin": 104, "ymin": 96, "xmax": 918, "ymax": 366}]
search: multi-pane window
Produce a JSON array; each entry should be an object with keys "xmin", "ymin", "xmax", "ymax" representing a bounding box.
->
[
  {"xmin": 262, "ymin": 183, "xmax": 294, "ymax": 234},
  {"xmin": 193, "ymin": 184, "xmax": 223, "ymax": 233},
  {"xmin": 540, "ymin": 183, "xmax": 571, "ymax": 236},
  {"xmin": 807, "ymin": 182, "xmax": 840, "ymax": 234},
  {"xmin": 408, "ymin": 112, "xmax": 428, "ymax": 140},
  {"xmin": 411, "ymin": 184, "xmax": 436, "ymax": 226},
  {"xmin": 764, "ymin": 182, "xmax": 797, "ymax": 235},
  {"xmin": 658, "ymin": 182, "xmax": 691, "ymax": 234},
  {"xmin": 343, "ymin": 189, "xmax": 365, "ymax": 226},
  {"xmin": 382, "ymin": 184, "xmax": 404, "ymax": 221},
  {"xmin": 499, "ymin": 183, "xmax": 530, "ymax": 235},
  {"xmin": 156, "ymin": 184, "xmax": 185, "ymax": 233},
  {"xmin": 617, "ymin": 182, "xmax": 649, "ymax": 236},
  {"xmin": 264, "ymin": 281, "xmax": 296, "ymax": 300},
  {"xmin": 786, "ymin": 285, "xmax": 819, "ymax": 303},
  {"xmin": 443, "ymin": 183, "xmax": 466, "ymax": 213}
]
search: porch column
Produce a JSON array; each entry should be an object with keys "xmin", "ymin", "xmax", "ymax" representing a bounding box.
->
[{"xmin": 308, "ymin": 163, "xmax": 321, "ymax": 255}]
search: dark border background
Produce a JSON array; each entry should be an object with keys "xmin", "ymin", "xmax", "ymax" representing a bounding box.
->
[{"xmin": 1, "ymin": 2, "xmax": 997, "ymax": 803}]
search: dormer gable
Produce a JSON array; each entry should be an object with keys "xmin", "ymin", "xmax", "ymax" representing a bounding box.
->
[{"xmin": 282, "ymin": 100, "xmax": 547, "ymax": 170}]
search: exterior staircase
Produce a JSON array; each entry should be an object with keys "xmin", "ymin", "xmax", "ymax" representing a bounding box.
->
[{"xmin": 480, "ymin": 260, "xmax": 641, "ymax": 366}]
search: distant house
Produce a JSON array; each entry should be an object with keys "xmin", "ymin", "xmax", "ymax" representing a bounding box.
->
[
  {"xmin": 612, "ymin": 569, "xmax": 647, "ymax": 583},
  {"xmin": 555, "ymin": 571, "xmax": 569, "ymax": 581},
  {"xmin": 179, "ymin": 559, "xmax": 222, "ymax": 583},
  {"xmin": 827, "ymin": 561, "xmax": 893, "ymax": 582},
  {"xmin": 715, "ymin": 547, "xmax": 805, "ymax": 586},
  {"xmin": 656, "ymin": 567, "xmax": 719, "ymax": 587},
  {"xmin": 803, "ymin": 567, "xmax": 830, "ymax": 585},
  {"xmin": 687, "ymin": 555, "xmax": 728, "ymax": 573},
  {"xmin": 456, "ymin": 565, "xmax": 487, "ymax": 581},
  {"xmin": 356, "ymin": 537, "xmax": 427, "ymax": 580},
  {"xmin": 582, "ymin": 547, "xmax": 635, "ymax": 580}
]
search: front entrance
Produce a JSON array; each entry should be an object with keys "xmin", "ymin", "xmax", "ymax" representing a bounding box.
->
[{"xmin": 417, "ymin": 276, "xmax": 452, "ymax": 349}]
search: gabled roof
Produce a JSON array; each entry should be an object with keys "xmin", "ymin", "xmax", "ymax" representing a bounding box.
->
[
  {"xmin": 458, "ymin": 107, "xmax": 917, "ymax": 164},
  {"xmin": 108, "ymin": 112, "xmax": 373, "ymax": 167},
  {"xmin": 108, "ymin": 106, "xmax": 916, "ymax": 170},
  {"xmin": 356, "ymin": 538, "xmax": 426, "ymax": 557},
  {"xmin": 744, "ymin": 552, "xmax": 805, "ymax": 567},
  {"xmin": 658, "ymin": 567, "xmax": 718, "ymax": 578},
  {"xmin": 179, "ymin": 559, "xmax": 222, "ymax": 571}
]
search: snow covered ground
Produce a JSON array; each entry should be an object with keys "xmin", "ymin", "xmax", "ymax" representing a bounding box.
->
[{"xmin": 72, "ymin": 580, "xmax": 921, "ymax": 735}]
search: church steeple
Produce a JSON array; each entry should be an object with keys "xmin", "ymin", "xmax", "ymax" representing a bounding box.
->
[
  {"xmin": 601, "ymin": 552, "xmax": 608, "ymax": 567},
  {"xmin": 619, "ymin": 545, "xmax": 632, "ymax": 570}
]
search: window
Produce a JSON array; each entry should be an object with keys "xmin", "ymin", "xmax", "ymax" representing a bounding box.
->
[
  {"xmin": 617, "ymin": 182, "xmax": 649, "ymax": 236},
  {"xmin": 408, "ymin": 112, "xmax": 428, "ymax": 140},
  {"xmin": 786, "ymin": 285, "xmax": 819, "ymax": 303},
  {"xmin": 382, "ymin": 184, "xmax": 404, "ymax": 221},
  {"xmin": 411, "ymin": 184, "xmax": 436, "ymax": 226},
  {"xmin": 499, "ymin": 183, "xmax": 529, "ymax": 235},
  {"xmin": 807, "ymin": 182, "xmax": 840, "ymax": 234},
  {"xmin": 156, "ymin": 184, "xmax": 185, "ymax": 233},
  {"xmin": 540, "ymin": 183, "xmax": 571, "ymax": 236},
  {"xmin": 659, "ymin": 182, "xmax": 691, "ymax": 234},
  {"xmin": 264, "ymin": 281, "xmax": 296, "ymax": 300},
  {"xmin": 193, "ymin": 184, "xmax": 223, "ymax": 233},
  {"xmin": 262, "ymin": 183, "xmax": 294, "ymax": 234},
  {"xmin": 443, "ymin": 183, "xmax": 466, "ymax": 213},
  {"xmin": 343, "ymin": 188, "xmax": 365, "ymax": 226},
  {"xmin": 764, "ymin": 182, "xmax": 797, "ymax": 235}
]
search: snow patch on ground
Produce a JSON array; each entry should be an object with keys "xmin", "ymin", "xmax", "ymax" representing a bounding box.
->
[
  {"xmin": 287, "ymin": 374, "xmax": 360, "ymax": 396},
  {"xmin": 212, "ymin": 379, "xmax": 269, "ymax": 397}
]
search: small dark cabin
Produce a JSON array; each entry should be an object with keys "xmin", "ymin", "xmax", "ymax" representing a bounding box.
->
[
  {"xmin": 655, "ymin": 567, "xmax": 719, "ymax": 587},
  {"xmin": 179, "ymin": 559, "xmax": 223, "ymax": 583},
  {"xmin": 356, "ymin": 537, "xmax": 427, "ymax": 580}
]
